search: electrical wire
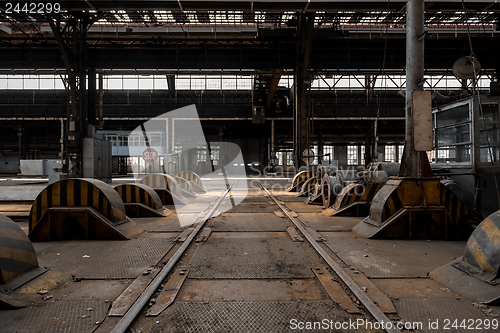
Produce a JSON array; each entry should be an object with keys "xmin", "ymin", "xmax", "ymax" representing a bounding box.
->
[{"xmin": 462, "ymin": 0, "xmax": 500, "ymax": 208}]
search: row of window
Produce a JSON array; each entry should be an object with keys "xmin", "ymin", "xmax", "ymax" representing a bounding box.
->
[
  {"xmin": 0, "ymin": 74, "xmax": 492, "ymax": 90},
  {"xmin": 276, "ymin": 144, "xmax": 405, "ymax": 166}
]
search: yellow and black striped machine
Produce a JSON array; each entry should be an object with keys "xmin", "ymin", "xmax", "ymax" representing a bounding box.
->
[
  {"xmin": 139, "ymin": 173, "xmax": 187, "ymax": 205},
  {"xmin": 0, "ymin": 214, "xmax": 40, "ymax": 286},
  {"xmin": 29, "ymin": 179, "xmax": 143, "ymax": 242},
  {"xmin": 114, "ymin": 183, "xmax": 167, "ymax": 218}
]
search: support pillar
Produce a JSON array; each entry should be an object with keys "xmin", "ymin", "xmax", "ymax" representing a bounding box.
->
[
  {"xmin": 48, "ymin": 14, "xmax": 94, "ymax": 177},
  {"xmin": 400, "ymin": 0, "xmax": 424, "ymax": 177},
  {"xmin": 293, "ymin": 12, "xmax": 315, "ymax": 168}
]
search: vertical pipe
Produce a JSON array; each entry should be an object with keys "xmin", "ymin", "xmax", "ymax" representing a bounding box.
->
[
  {"xmin": 373, "ymin": 118, "xmax": 379, "ymax": 162},
  {"xmin": 97, "ymin": 72, "xmax": 104, "ymax": 128},
  {"xmin": 60, "ymin": 119, "xmax": 64, "ymax": 161},
  {"xmin": 403, "ymin": 0, "xmax": 425, "ymax": 177},
  {"xmin": 17, "ymin": 126, "xmax": 22, "ymax": 163},
  {"xmin": 271, "ymin": 119, "xmax": 275, "ymax": 162}
]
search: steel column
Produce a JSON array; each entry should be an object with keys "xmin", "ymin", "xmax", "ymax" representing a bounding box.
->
[
  {"xmin": 401, "ymin": 0, "xmax": 425, "ymax": 177},
  {"xmin": 294, "ymin": 12, "xmax": 315, "ymax": 167}
]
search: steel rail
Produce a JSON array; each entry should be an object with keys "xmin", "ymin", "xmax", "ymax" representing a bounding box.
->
[
  {"xmin": 110, "ymin": 181, "xmax": 236, "ymax": 333},
  {"xmin": 259, "ymin": 181, "xmax": 401, "ymax": 333}
]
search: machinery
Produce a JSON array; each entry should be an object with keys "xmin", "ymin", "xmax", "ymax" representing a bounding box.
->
[
  {"xmin": 114, "ymin": 183, "xmax": 167, "ymax": 218},
  {"xmin": 327, "ymin": 162, "xmax": 400, "ymax": 216},
  {"xmin": 29, "ymin": 179, "xmax": 143, "ymax": 241},
  {"xmin": 139, "ymin": 173, "xmax": 187, "ymax": 205}
]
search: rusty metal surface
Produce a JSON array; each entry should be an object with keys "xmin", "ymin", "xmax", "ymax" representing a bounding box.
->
[
  {"xmin": 300, "ymin": 213, "xmax": 363, "ymax": 232},
  {"xmin": 177, "ymin": 279, "xmax": 325, "ymax": 302},
  {"xmin": 322, "ymin": 232, "xmax": 465, "ymax": 278},
  {"xmin": 211, "ymin": 213, "xmax": 287, "ymax": 232},
  {"xmin": 372, "ymin": 278, "xmax": 457, "ymax": 299},
  {"xmin": 412, "ymin": 90, "xmax": 433, "ymax": 152},
  {"xmin": 34, "ymin": 238, "xmax": 176, "ymax": 279},
  {"xmin": 225, "ymin": 202, "xmax": 277, "ymax": 213},
  {"xmin": 0, "ymin": 300, "xmax": 107, "ymax": 333},
  {"xmin": 430, "ymin": 262, "xmax": 500, "ymax": 305},
  {"xmin": 188, "ymin": 234, "xmax": 315, "ymax": 279},
  {"xmin": 276, "ymin": 195, "xmax": 308, "ymax": 202},
  {"xmin": 312, "ymin": 267, "xmax": 360, "ymax": 314},
  {"xmin": 283, "ymin": 201, "xmax": 324, "ymax": 213},
  {"xmin": 129, "ymin": 216, "xmax": 183, "ymax": 233},
  {"xmin": 195, "ymin": 228, "xmax": 212, "ymax": 242},
  {"xmin": 146, "ymin": 267, "xmax": 189, "ymax": 316},
  {"xmin": 151, "ymin": 301, "xmax": 363, "ymax": 333},
  {"xmin": 395, "ymin": 297, "xmax": 499, "ymax": 333},
  {"xmin": 286, "ymin": 227, "xmax": 304, "ymax": 242},
  {"xmin": 109, "ymin": 267, "xmax": 162, "ymax": 317}
]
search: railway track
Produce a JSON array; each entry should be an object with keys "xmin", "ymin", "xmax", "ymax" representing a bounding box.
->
[{"xmin": 102, "ymin": 179, "xmax": 404, "ymax": 333}]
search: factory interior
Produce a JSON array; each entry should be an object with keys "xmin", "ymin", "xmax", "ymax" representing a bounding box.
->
[{"xmin": 1, "ymin": 1, "xmax": 500, "ymax": 332}]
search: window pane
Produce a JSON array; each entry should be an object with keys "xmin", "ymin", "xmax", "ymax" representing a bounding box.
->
[
  {"xmin": 154, "ymin": 76, "xmax": 168, "ymax": 89},
  {"xmin": 139, "ymin": 77, "xmax": 153, "ymax": 90},
  {"xmin": 123, "ymin": 77, "xmax": 138, "ymax": 89},
  {"xmin": 347, "ymin": 145, "xmax": 358, "ymax": 165}
]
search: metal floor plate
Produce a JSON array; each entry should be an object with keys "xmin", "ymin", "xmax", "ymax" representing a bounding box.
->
[
  {"xmin": 211, "ymin": 213, "xmax": 288, "ymax": 232},
  {"xmin": 322, "ymin": 232, "xmax": 465, "ymax": 278},
  {"xmin": 34, "ymin": 238, "xmax": 176, "ymax": 279},
  {"xmin": 277, "ymin": 195, "xmax": 310, "ymax": 202},
  {"xmin": 150, "ymin": 301, "xmax": 362, "ymax": 333},
  {"xmin": 0, "ymin": 300, "xmax": 107, "ymax": 333},
  {"xmin": 283, "ymin": 202, "xmax": 324, "ymax": 213},
  {"xmin": 132, "ymin": 216, "xmax": 184, "ymax": 232},
  {"xmin": 225, "ymin": 202, "xmax": 278, "ymax": 213},
  {"xmin": 188, "ymin": 235, "xmax": 316, "ymax": 279},
  {"xmin": 299, "ymin": 214, "xmax": 362, "ymax": 232},
  {"xmin": 395, "ymin": 297, "xmax": 500, "ymax": 333}
]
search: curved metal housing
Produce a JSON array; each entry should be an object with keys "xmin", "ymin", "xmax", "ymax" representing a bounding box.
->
[
  {"xmin": 286, "ymin": 170, "xmax": 314, "ymax": 192},
  {"xmin": 29, "ymin": 178, "xmax": 142, "ymax": 241},
  {"xmin": 176, "ymin": 170, "xmax": 206, "ymax": 193},
  {"xmin": 331, "ymin": 182, "xmax": 383, "ymax": 216},
  {"xmin": 174, "ymin": 177, "xmax": 197, "ymax": 198},
  {"xmin": 454, "ymin": 210, "xmax": 500, "ymax": 284},
  {"xmin": 114, "ymin": 183, "xmax": 166, "ymax": 218},
  {"xmin": 0, "ymin": 214, "xmax": 39, "ymax": 285},
  {"xmin": 139, "ymin": 173, "xmax": 186, "ymax": 205},
  {"xmin": 353, "ymin": 177, "xmax": 479, "ymax": 240}
]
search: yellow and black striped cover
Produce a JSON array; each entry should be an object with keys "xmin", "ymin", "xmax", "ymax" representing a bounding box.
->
[
  {"xmin": 0, "ymin": 214, "xmax": 39, "ymax": 284},
  {"xmin": 174, "ymin": 177, "xmax": 195, "ymax": 194},
  {"xmin": 300, "ymin": 177, "xmax": 317, "ymax": 194},
  {"xmin": 139, "ymin": 173, "xmax": 183, "ymax": 198},
  {"xmin": 176, "ymin": 170, "xmax": 204, "ymax": 188},
  {"xmin": 114, "ymin": 183, "xmax": 163, "ymax": 211},
  {"xmin": 29, "ymin": 178, "xmax": 127, "ymax": 232},
  {"xmin": 334, "ymin": 182, "xmax": 382, "ymax": 210},
  {"xmin": 288, "ymin": 170, "xmax": 314, "ymax": 192},
  {"xmin": 460, "ymin": 210, "xmax": 500, "ymax": 281}
]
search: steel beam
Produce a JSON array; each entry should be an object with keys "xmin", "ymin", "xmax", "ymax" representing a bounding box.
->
[
  {"xmin": 294, "ymin": 12, "xmax": 315, "ymax": 168},
  {"xmin": 1, "ymin": 37, "xmax": 498, "ymax": 70}
]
